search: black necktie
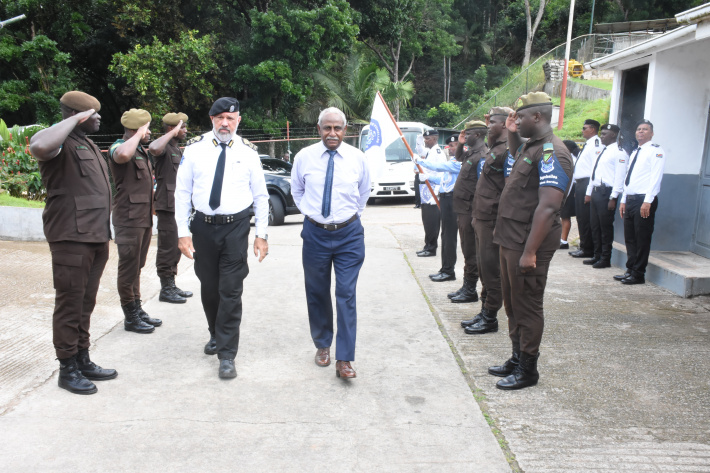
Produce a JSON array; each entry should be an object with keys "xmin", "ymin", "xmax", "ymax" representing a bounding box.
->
[
  {"xmin": 209, "ymin": 143, "xmax": 228, "ymax": 210},
  {"xmin": 321, "ymin": 150, "xmax": 336, "ymax": 217},
  {"xmin": 590, "ymin": 147, "xmax": 607, "ymax": 182},
  {"xmin": 625, "ymin": 147, "xmax": 641, "ymax": 186}
]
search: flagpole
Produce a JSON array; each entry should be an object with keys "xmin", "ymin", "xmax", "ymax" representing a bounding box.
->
[{"xmin": 376, "ymin": 91, "xmax": 440, "ymax": 208}]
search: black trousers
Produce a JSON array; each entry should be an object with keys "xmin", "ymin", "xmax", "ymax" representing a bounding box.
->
[
  {"xmin": 156, "ymin": 210, "xmax": 182, "ymax": 278},
  {"xmin": 623, "ymin": 195, "xmax": 658, "ymax": 278},
  {"xmin": 114, "ymin": 226, "xmax": 152, "ymax": 306},
  {"xmin": 574, "ymin": 177, "xmax": 593, "ymax": 253},
  {"xmin": 192, "ymin": 210, "xmax": 251, "ymax": 360},
  {"xmin": 421, "ymin": 203, "xmax": 440, "ymax": 252},
  {"xmin": 589, "ymin": 185, "xmax": 615, "ymax": 262},
  {"xmin": 457, "ymin": 212, "xmax": 479, "ymax": 282},
  {"xmin": 49, "ymin": 241, "xmax": 109, "ymax": 359},
  {"xmin": 439, "ymin": 192, "xmax": 458, "ymax": 275},
  {"xmin": 414, "ymin": 173, "xmax": 421, "ymax": 206}
]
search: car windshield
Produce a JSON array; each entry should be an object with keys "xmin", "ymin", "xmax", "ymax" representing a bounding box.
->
[
  {"xmin": 360, "ymin": 130, "xmax": 419, "ymax": 163},
  {"xmin": 261, "ymin": 158, "xmax": 291, "ymax": 175}
]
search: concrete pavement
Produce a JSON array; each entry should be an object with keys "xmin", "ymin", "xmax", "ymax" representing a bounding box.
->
[{"xmin": 1, "ymin": 201, "xmax": 709, "ymax": 472}]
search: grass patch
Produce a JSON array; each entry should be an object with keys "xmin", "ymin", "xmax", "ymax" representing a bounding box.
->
[
  {"xmin": 570, "ymin": 77, "xmax": 613, "ymax": 91},
  {"xmin": 0, "ymin": 193, "xmax": 45, "ymax": 208},
  {"xmin": 553, "ymin": 96, "xmax": 611, "ymax": 141}
]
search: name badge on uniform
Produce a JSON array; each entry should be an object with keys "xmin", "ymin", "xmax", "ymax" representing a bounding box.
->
[
  {"xmin": 76, "ymin": 145, "xmax": 88, "ymax": 150},
  {"xmin": 135, "ymin": 156, "xmax": 144, "ymax": 160},
  {"xmin": 523, "ymin": 157, "xmax": 532, "ymax": 165}
]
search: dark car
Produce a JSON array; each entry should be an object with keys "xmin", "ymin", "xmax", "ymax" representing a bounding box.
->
[{"xmin": 257, "ymin": 156, "xmax": 301, "ymax": 226}]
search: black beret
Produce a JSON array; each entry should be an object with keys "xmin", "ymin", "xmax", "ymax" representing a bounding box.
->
[
  {"xmin": 423, "ymin": 129, "xmax": 439, "ymax": 137},
  {"xmin": 209, "ymin": 97, "xmax": 239, "ymax": 116},
  {"xmin": 446, "ymin": 135, "xmax": 457, "ymax": 144},
  {"xmin": 601, "ymin": 123, "xmax": 620, "ymax": 133},
  {"xmin": 584, "ymin": 119, "xmax": 600, "ymax": 129}
]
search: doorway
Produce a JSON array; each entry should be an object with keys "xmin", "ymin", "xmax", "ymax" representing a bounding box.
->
[
  {"xmin": 692, "ymin": 103, "xmax": 710, "ymax": 258},
  {"xmin": 618, "ymin": 65, "xmax": 649, "ymax": 153}
]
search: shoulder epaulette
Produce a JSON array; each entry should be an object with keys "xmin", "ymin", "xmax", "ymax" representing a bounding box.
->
[
  {"xmin": 241, "ymin": 137, "xmax": 258, "ymax": 151},
  {"xmin": 186, "ymin": 135, "xmax": 203, "ymax": 146},
  {"xmin": 651, "ymin": 143, "xmax": 660, "ymax": 147}
]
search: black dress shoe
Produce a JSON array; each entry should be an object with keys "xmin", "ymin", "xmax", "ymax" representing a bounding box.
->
[
  {"xmin": 413, "ymin": 204, "xmax": 421, "ymax": 209},
  {"xmin": 218, "ymin": 359, "xmax": 237, "ymax": 378},
  {"xmin": 592, "ymin": 260, "xmax": 611, "ymax": 269},
  {"xmin": 429, "ymin": 272, "xmax": 455, "ymax": 282},
  {"xmin": 417, "ymin": 250, "xmax": 436, "ymax": 257},
  {"xmin": 583, "ymin": 257, "xmax": 600, "ymax": 265},
  {"xmin": 569, "ymin": 249, "xmax": 593, "ymax": 258},
  {"xmin": 204, "ymin": 336, "xmax": 217, "ymax": 355},
  {"xmin": 621, "ymin": 275, "xmax": 645, "ymax": 285},
  {"xmin": 559, "ymin": 242, "xmax": 569, "ymax": 250},
  {"xmin": 613, "ymin": 272, "xmax": 631, "ymax": 281}
]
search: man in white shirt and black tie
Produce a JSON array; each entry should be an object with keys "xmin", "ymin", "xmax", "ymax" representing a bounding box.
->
[
  {"xmin": 291, "ymin": 107, "xmax": 370, "ymax": 379},
  {"xmin": 615, "ymin": 120, "xmax": 665, "ymax": 285},
  {"xmin": 174, "ymin": 97, "xmax": 269, "ymax": 379},
  {"xmin": 583, "ymin": 124, "xmax": 627, "ymax": 268},
  {"xmin": 569, "ymin": 119, "xmax": 603, "ymax": 258}
]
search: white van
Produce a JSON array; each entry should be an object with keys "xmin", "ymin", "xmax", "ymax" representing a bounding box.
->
[{"xmin": 359, "ymin": 121, "xmax": 433, "ymax": 199}]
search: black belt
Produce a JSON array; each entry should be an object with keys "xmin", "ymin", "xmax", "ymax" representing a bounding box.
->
[
  {"xmin": 626, "ymin": 194, "xmax": 646, "ymax": 201},
  {"xmin": 195, "ymin": 209, "xmax": 250, "ymax": 225},
  {"xmin": 439, "ymin": 192, "xmax": 453, "ymax": 196},
  {"xmin": 307, "ymin": 214, "xmax": 358, "ymax": 231},
  {"xmin": 593, "ymin": 183, "xmax": 612, "ymax": 191}
]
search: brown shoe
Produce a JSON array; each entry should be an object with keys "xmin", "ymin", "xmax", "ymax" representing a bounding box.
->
[
  {"xmin": 335, "ymin": 360, "xmax": 356, "ymax": 379},
  {"xmin": 315, "ymin": 347, "xmax": 331, "ymax": 367}
]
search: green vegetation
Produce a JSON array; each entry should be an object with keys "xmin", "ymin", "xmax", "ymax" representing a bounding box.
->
[
  {"xmin": 570, "ymin": 77, "xmax": 613, "ymax": 91},
  {"xmin": 0, "ymin": 192, "xmax": 45, "ymax": 208},
  {"xmin": 553, "ymin": 97, "xmax": 611, "ymax": 141}
]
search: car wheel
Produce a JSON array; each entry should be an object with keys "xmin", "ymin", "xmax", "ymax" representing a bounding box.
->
[{"xmin": 269, "ymin": 194, "xmax": 285, "ymax": 226}]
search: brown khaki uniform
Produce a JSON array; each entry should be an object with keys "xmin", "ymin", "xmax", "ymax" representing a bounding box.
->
[
  {"xmin": 453, "ymin": 141, "xmax": 487, "ymax": 283},
  {"xmin": 493, "ymin": 130, "xmax": 572, "ymax": 356},
  {"xmin": 471, "ymin": 140, "xmax": 509, "ymax": 312},
  {"xmin": 109, "ymin": 141, "xmax": 154, "ymax": 306},
  {"xmin": 152, "ymin": 141, "xmax": 182, "ymax": 278},
  {"xmin": 38, "ymin": 131, "xmax": 112, "ymax": 359}
]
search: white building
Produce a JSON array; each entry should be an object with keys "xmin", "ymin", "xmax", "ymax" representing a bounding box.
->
[{"xmin": 586, "ymin": 3, "xmax": 710, "ymax": 296}]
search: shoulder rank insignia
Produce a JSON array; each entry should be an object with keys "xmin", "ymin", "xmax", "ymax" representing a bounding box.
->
[
  {"xmin": 523, "ymin": 157, "xmax": 533, "ymax": 165},
  {"xmin": 542, "ymin": 143, "xmax": 554, "ymax": 163},
  {"xmin": 651, "ymin": 143, "xmax": 660, "ymax": 147},
  {"xmin": 241, "ymin": 137, "xmax": 258, "ymax": 151},
  {"xmin": 436, "ymin": 147, "xmax": 441, "ymax": 154},
  {"xmin": 595, "ymin": 138, "xmax": 600, "ymax": 147},
  {"xmin": 186, "ymin": 135, "xmax": 203, "ymax": 146},
  {"xmin": 490, "ymin": 152, "xmax": 496, "ymax": 161}
]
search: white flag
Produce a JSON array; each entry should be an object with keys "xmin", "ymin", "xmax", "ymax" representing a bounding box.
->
[{"xmin": 363, "ymin": 92, "xmax": 401, "ymax": 182}]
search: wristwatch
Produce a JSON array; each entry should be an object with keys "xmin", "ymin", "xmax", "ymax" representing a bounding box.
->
[{"xmin": 256, "ymin": 234, "xmax": 268, "ymax": 241}]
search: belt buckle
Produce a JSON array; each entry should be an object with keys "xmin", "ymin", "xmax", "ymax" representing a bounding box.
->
[{"xmin": 205, "ymin": 215, "xmax": 213, "ymax": 224}]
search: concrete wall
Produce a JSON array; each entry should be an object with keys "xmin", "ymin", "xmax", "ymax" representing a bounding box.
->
[
  {"xmin": 0, "ymin": 207, "xmax": 45, "ymax": 241},
  {"xmin": 544, "ymin": 80, "xmax": 611, "ymax": 101}
]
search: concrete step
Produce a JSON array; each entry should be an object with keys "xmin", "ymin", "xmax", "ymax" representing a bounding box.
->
[{"xmin": 611, "ymin": 241, "xmax": 710, "ymax": 297}]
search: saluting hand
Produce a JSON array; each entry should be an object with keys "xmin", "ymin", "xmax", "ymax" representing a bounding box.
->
[
  {"xmin": 74, "ymin": 109, "xmax": 96, "ymax": 123},
  {"xmin": 505, "ymin": 111, "xmax": 518, "ymax": 133},
  {"xmin": 458, "ymin": 130, "xmax": 466, "ymax": 144},
  {"xmin": 137, "ymin": 122, "xmax": 151, "ymax": 140}
]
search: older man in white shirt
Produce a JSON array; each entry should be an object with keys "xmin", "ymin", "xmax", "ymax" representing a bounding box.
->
[
  {"xmin": 291, "ymin": 107, "xmax": 370, "ymax": 379},
  {"xmin": 174, "ymin": 97, "xmax": 269, "ymax": 379},
  {"xmin": 583, "ymin": 124, "xmax": 628, "ymax": 268}
]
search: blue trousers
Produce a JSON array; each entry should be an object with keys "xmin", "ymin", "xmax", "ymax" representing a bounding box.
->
[{"xmin": 301, "ymin": 217, "xmax": 365, "ymax": 361}]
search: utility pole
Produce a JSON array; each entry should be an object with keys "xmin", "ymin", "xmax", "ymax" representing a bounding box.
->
[
  {"xmin": 0, "ymin": 14, "xmax": 26, "ymax": 29},
  {"xmin": 558, "ymin": 0, "xmax": 576, "ymax": 130}
]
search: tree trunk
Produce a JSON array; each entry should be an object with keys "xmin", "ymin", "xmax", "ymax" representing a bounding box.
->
[{"xmin": 522, "ymin": 0, "xmax": 547, "ymax": 68}]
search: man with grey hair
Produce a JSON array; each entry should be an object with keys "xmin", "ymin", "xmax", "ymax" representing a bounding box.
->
[{"xmin": 292, "ymin": 107, "xmax": 370, "ymax": 379}]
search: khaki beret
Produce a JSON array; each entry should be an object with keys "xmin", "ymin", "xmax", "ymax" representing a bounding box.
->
[
  {"xmin": 60, "ymin": 91, "xmax": 101, "ymax": 113},
  {"xmin": 488, "ymin": 106, "xmax": 513, "ymax": 117},
  {"xmin": 121, "ymin": 108, "xmax": 151, "ymax": 129},
  {"xmin": 464, "ymin": 120, "xmax": 488, "ymax": 130},
  {"xmin": 163, "ymin": 112, "xmax": 188, "ymax": 126},
  {"xmin": 516, "ymin": 92, "xmax": 553, "ymax": 111}
]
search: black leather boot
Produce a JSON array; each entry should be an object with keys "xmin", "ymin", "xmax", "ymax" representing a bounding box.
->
[
  {"xmin": 204, "ymin": 335, "xmax": 217, "ymax": 355},
  {"xmin": 58, "ymin": 355, "xmax": 97, "ymax": 395},
  {"xmin": 496, "ymin": 352, "xmax": 540, "ymax": 390},
  {"xmin": 447, "ymin": 284, "xmax": 465, "ymax": 299},
  {"xmin": 450, "ymin": 278, "xmax": 479, "ymax": 303},
  {"xmin": 170, "ymin": 275, "xmax": 193, "ymax": 298},
  {"xmin": 122, "ymin": 301, "xmax": 155, "ymax": 334},
  {"xmin": 159, "ymin": 276, "xmax": 187, "ymax": 304},
  {"xmin": 134, "ymin": 299, "xmax": 162, "ymax": 327},
  {"xmin": 76, "ymin": 348, "xmax": 118, "ymax": 381},
  {"xmin": 460, "ymin": 310, "xmax": 482, "ymax": 328},
  {"xmin": 464, "ymin": 308, "xmax": 498, "ymax": 334},
  {"xmin": 488, "ymin": 345, "xmax": 520, "ymax": 377}
]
